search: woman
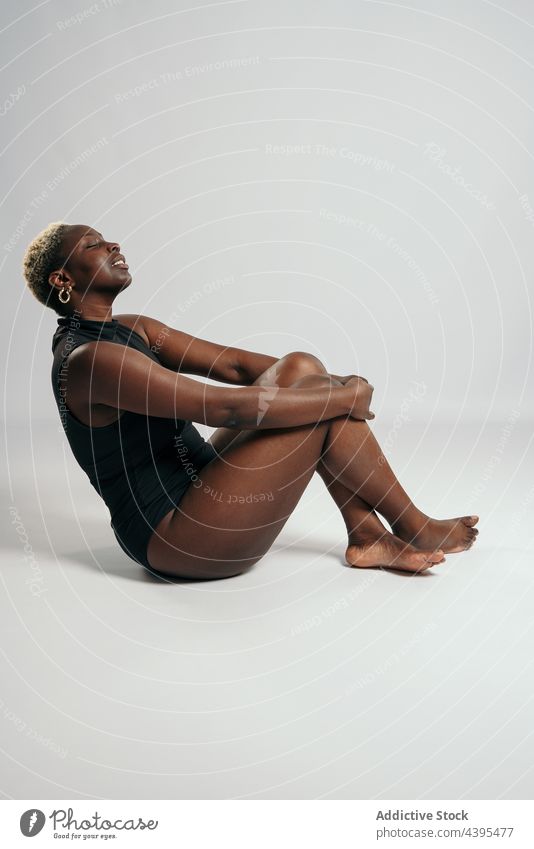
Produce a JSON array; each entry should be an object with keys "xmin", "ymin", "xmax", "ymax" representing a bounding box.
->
[{"xmin": 23, "ymin": 222, "xmax": 479, "ymax": 579}]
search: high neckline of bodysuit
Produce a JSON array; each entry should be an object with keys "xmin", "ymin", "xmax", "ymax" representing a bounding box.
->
[{"xmin": 58, "ymin": 316, "xmax": 118, "ymax": 328}]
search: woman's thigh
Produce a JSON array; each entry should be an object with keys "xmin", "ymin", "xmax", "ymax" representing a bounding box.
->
[{"xmin": 146, "ymin": 409, "xmax": 330, "ymax": 579}]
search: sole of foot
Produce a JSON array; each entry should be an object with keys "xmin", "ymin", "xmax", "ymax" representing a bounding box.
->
[{"xmin": 345, "ymin": 531, "xmax": 445, "ymax": 574}]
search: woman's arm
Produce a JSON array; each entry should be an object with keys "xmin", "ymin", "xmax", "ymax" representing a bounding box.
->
[
  {"xmin": 67, "ymin": 342, "xmax": 374, "ymax": 429},
  {"xmin": 135, "ymin": 315, "xmax": 365, "ymax": 387},
  {"xmin": 139, "ymin": 314, "xmax": 278, "ymax": 385}
]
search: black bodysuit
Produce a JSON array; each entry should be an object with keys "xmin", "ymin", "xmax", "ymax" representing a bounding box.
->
[{"xmin": 51, "ymin": 314, "xmax": 218, "ymax": 570}]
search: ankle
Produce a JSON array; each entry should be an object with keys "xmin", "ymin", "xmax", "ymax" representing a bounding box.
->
[
  {"xmin": 391, "ymin": 506, "xmax": 428, "ymax": 536},
  {"xmin": 347, "ymin": 527, "xmax": 387, "ymax": 547}
]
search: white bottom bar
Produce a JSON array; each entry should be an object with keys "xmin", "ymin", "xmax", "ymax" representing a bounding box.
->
[{"xmin": 1, "ymin": 799, "xmax": 532, "ymax": 847}]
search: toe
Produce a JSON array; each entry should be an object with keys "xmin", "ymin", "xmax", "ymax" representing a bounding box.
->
[
  {"xmin": 463, "ymin": 515, "xmax": 479, "ymax": 527},
  {"xmin": 421, "ymin": 549, "xmax": 443, "ymax": 566}
]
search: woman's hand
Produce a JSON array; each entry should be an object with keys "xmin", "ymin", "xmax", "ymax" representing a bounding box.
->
[{"xmin": 342, "ymin": 376, "xmax": 375, "ymax": 421}]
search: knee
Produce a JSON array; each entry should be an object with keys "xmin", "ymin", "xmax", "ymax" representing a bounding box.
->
[{"xmin": 277, "ymin": 351, "xmax": 328, "ymax": 382}]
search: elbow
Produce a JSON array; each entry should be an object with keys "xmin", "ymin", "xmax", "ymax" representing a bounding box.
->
[
  {"xmin": 204, "ymin": 388, "xmax": 258, "ymax": 429},
  {"xmin": 221, "ymin": 416, "xmax": 242, "ymax": 429},
  {"xmin": 227, "ymin": 362, "xmax": 251, "ymax": 385},
  {"xmin": 205, "ymin": 400, "xmax": 247, "ymax": 429},
  {"xmin": 220, "ymin": 400, "xmax": 257, "ymax": 429},
  {"xmin": 220, "ymin": 404, "xmax": 248, "ymax": 429}
]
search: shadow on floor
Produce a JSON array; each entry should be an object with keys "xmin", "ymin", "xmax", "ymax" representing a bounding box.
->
[
  {"xmin": 3, "ymin": 498, "xmax": 434, "ymax": 583},
  {"xmin": 62, "ymin": 546, "xmax": 198, "ymax": 584},
  {"xmin": 65, "ymin": 534, "xmax": 344, "ymax": 584}
]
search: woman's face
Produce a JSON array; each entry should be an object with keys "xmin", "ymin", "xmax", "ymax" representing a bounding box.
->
[{"xmin": 51, "ymin": 223, "xmax": 132, "ymax": 297}]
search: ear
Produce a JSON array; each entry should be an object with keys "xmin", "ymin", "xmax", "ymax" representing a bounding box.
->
[{"xmin": 49, "ymin": 268, "xmax": 68, "ymax": 289}]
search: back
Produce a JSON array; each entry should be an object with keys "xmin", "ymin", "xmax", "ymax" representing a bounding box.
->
[{"xmin": 51, "ymin": 313, "xmax": 190, "ymax": 530}]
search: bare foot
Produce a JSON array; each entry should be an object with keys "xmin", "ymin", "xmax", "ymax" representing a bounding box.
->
[
  {"xmin": 345, "ymin": 530, "xmax": 445, "ymax": 573},
  {"xmin": 393, "ymin": 514, "xmax": 479, "ymax": 554}
]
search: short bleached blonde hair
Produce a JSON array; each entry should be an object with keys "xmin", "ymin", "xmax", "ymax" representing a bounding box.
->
[{"xmin": 22, "ymin": 221, "xmax": 71, "ymax": 315}]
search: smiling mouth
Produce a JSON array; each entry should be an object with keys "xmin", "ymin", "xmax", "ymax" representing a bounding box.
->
[{"xmin": 111, "ymin": 259, "xmax": 129, "ymax": 270}]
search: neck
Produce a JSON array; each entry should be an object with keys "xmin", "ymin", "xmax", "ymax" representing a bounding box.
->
[
  {"xmin": 66, "ymin": 303, "xmax": 115, "ymax": 322},
  {"xmin": 79, "ymin": 312, "xmax": 115, "ymax": 322}
]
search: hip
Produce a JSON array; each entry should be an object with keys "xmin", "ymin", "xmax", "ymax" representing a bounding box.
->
[{"xmin": 111, "ymin": 429, "xmax": 218, "ymax": 569}]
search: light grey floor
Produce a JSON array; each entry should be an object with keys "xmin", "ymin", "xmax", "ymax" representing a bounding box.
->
[{"xmin": 1, "ymin": 417, "xmax": 533, "ymax": 800}]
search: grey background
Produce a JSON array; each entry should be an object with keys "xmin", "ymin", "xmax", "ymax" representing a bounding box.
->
[{"xmin": 1, "ymin": 0, "xmax": 533, "ymax": 800}]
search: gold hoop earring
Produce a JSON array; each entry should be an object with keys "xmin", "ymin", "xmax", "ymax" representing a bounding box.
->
[{"xmin": 58, "ymin": 286, "xmax": 72, "ymax": 304}]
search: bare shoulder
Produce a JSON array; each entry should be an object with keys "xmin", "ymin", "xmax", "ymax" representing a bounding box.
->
[
  {"xmin": 66, "ymin": 337, "xmax": 155, "ymax": 399},
  {"xmin": 113, "ymin": 313, "xmax": 154, "ymax": 347},
  {"xmin": 65, "ymin": 338, "xmax": 121, "ymax": 377}
]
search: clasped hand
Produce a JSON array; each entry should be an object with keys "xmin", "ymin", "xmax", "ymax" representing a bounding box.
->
[{"xmin": 330, "ymin": 373, "xmax": 375, "ymax": 421}]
